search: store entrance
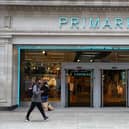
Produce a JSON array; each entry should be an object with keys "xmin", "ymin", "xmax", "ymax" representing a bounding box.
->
[
  {"xmin": 18, "ymin": 46, "xmax": 129, "ymax": 107},
  {"xmin": 67, "ymin": 70, "xmax": 93, "ymax": 107},
  {"xmin": 101, "ymin": 70, "xmax": 127, "ymax": 107}
]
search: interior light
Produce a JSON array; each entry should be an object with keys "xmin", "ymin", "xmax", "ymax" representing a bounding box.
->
[
  {"xmin": 56, "ymin": 67, "xmax": 60, "ymax": 71},
  {"xmin": 42, "ymin": 50, "xmax": 46, "ymax": 54},
  {"xmin": 42, "ymin": 50, "xmax": 47, "ymax": 56},
  {"xmin": 89, "ymin": 59, "xmax": 93, "ymax": 62},
  {"xmin": 77, "ymin": 59, "xmax": 80, "ymax": 62},
  {"xmin": 48, "ymin": 67, "xmax": 50, "ymax": 70}
]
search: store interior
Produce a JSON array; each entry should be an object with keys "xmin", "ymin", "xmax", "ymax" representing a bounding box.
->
[
  {"xmin": 20, "ymin": 49, "xmax": 129, "ymax": 106},
  {"xmin": 102, "ymin": 70, "xmax": 127, "ymax": 106},
  {"xmin": 67, "ymin": 70, "xmax": 92, "ymax": 106}
]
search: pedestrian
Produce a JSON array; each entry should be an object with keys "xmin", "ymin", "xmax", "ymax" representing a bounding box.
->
[
  {"xmin": 41, "ymin": 80, "xmax": 54, "ymax": 111},
  {"xmin": 25, "ymin": 78, "xmax": 48, "ymax": 121},
  {"xmin": 41, "ymin": 81, "xmax": 50, "ymax": 111},
  {"xmin": 41, "ymin": 81, "xmax": 49, "ymax": 103}
]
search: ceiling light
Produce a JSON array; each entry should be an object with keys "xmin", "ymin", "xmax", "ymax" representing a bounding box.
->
[
  {"xmin": 42, "ymin": 50, "xmax": 46, "ymax": 54},
  {"xmin": 77, "ymin": 59, "xmax": 80, "ymax": 62},
  {"xmin": 42, "ymin": 50, "xmax": 47, "ymax": 56},
  {"xmin": 89, "ymin": 59, "xmax": 93, "ymax": 62},
  {"xmin": 56, "ymin": 67, "xmax": 60, "ymax": 71}
]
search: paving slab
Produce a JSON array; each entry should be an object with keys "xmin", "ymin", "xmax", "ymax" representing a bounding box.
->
[{"xmin": 0, "ymin": 107, "xmax": 129, "ymax": 129}]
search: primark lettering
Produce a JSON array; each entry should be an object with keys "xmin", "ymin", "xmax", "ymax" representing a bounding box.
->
[{"xmin": 59, "ymin": 16, "xmax": 129, "ymax": 30}]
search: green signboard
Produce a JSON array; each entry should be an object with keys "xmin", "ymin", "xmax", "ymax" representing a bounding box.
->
[{"xmin": 70, "ymin": 70, "xmax": 91, "ymax": 77}]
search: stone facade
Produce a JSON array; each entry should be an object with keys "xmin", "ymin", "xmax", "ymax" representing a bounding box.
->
[
  {"xmin": 0, "ymin": 1, "xmax": 129, "ymax": 108},
  {"xmin": 0, "ymin": 0, "xmax": 129, "ymax": 7}
]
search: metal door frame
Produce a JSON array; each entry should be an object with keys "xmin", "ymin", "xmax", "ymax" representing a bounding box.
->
[
  {"xmin": 65, "ymin": 69, "xmax": 93, "ymax": 107},
  {"xmin": 101, "ymin": 69, "xmax": 128, "ymax": 107}
]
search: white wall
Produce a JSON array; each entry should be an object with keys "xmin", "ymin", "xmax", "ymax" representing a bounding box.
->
[
  {"xmin": 12, "ymin": 35, "xmax": 129, "ymax": 45},
  {"xmin": 8, "ymin": 7, "xmax": 129, "ymax": 45},
  {"xmin": 10, "ymin": 8, "xmax": 129, "ymax": 32},
  {"xmin": 0, "ymin": 39, "xmax": 13, "ymax": 107},
  {"xmin": 12, "ymin": 46, "xmax": 18, "ymax": 106},
  {"xmin": 0, "ymin": 0, "xmax": 129, "ymax": 7}
]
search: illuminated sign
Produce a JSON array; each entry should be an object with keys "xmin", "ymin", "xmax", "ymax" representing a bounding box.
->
[
  {"xmin": 59, "ymin": 16, "xmax": 129, "ymax": 30},
  {"xmin": 70, "ymin": 70, "xmax": 91, "ymax": 77}
]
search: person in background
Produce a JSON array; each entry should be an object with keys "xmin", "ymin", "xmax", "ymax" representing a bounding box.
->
[
  {"xmin": 41, "ymin": 81, "xmax": 50, "ymax": 111},
  {"xmin": 41, "ymin": 81, "xmax": 49, "ymax": 103},
  {"xmin": 25, "ymin": 78, "xmax": 48, "ymax": 121}
]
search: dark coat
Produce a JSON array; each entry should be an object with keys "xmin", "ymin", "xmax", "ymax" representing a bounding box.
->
[{"xmin": 41, "ymin": 82, "xmax": 49, "ymax": 96}]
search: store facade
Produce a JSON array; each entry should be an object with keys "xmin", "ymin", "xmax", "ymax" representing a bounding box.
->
[{"xmin": 1, "ymin": 1, "xmax": 129, "ymax": 108}]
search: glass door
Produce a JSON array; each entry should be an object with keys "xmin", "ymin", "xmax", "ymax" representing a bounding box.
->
[
  {"xmin": 67, "ymin": 70, "xmax": 93, "ymax": 107},
  {"xmin": 101, "ymin": 70, "xmax": 127, "ymax": 107}
]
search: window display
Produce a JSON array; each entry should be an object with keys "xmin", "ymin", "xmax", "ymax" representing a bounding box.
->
[
  {"xmin": 102, "ymin": 70, "xmax": 127, "ymax": 106},
  {"xmin": 20, "ymin": 50, "xmax": 61, "ymax": 102}
]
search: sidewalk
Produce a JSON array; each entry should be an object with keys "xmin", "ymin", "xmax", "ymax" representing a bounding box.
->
[{"xmin": 0, "ymin": 107, "xmax": 129, "ymax": 129}]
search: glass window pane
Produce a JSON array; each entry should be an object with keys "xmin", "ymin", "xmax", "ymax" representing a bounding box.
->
[
  {"xmin": 20, "ymin": 50, "xmax": 61, "ymax": 102},
  {"xmin": 102, "ymin": 70, "xmax": 127, "ymax": 107}
]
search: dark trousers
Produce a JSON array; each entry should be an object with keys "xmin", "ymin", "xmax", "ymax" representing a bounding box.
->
[{"xmin": 26, "ymin": 102, "xmax": 46, "ymax": 119}]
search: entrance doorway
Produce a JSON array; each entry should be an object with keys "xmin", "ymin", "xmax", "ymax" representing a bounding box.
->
[
  {"xmin": 101, "ymin": 70, "xmax": 127, "ymax": 107},
  {"xmin": 67, "ymin": 70, "xmax": 93, "ymax": 107},
  {"xmin": 17, "ymin": 45, "xmax": 129, "ymax": 107}
]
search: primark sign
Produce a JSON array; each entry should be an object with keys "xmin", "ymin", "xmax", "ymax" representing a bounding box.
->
[{"xmin": 59, "ymin": 16, "xmax": 129, "ymax": 30}]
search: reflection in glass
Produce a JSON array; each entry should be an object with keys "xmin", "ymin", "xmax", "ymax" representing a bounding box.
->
[
  {"xmin": 67, "ymin": 70, "xmax": 92, "ymax": 107},
  {"xmin": 102, "ymin": 70, "xmax": 126, "ymax": 106},
  {"xmin": 20, "ymin": 50, "xmax": 61, "ymax": 102}
]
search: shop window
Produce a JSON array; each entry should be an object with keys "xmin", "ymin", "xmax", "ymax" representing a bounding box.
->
[{"xmin": 20, "ymin": 51, "xmax": 61, "ymax": 102}]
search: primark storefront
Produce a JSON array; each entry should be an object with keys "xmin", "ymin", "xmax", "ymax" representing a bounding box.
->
[{"xmin": 1, "ymin": 0, "xmax": 129, "ymax": 109}]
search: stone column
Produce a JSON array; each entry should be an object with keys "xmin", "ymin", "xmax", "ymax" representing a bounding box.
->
[
  {"xmin": 93, "ymin": 68, "xmax": 101, "ymax": 107},
  {"xmin": 0, "ymin": 38, "xmax": 15, "ymax": 108},
  {"xmin": 61, "ymin": 67, "xmax": 66, "ymax": 107}
]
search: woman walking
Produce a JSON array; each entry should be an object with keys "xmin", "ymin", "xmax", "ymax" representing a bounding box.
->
[{"xmin": 25, "ymin": 78, "xmax": 48, "ymax": 121}]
